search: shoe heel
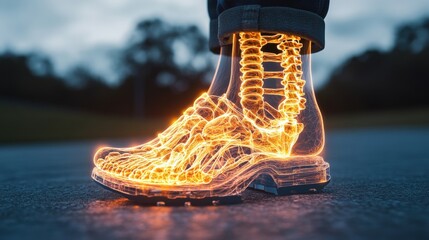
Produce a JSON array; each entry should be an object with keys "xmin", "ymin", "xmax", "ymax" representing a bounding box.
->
[{"xmin": 249, "ymin": 156, "xmax": 330, "ymax": 195}]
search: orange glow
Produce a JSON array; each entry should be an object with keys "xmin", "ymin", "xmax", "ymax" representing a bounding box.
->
[{"xmin": 92, "ymin": 32, "xmax": 329, "ymax": 199}]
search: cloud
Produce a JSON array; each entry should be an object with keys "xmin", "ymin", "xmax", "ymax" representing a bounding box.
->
[
  {"xmin": 0, "ymin": 0, "xmax": 208, "ymax": 83},
  {"xmin": 0, "ymin": 0, "xmax": 428, "ymax": 87}
]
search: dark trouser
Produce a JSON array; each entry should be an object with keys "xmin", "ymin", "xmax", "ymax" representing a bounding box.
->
[{"xmin": 208, "ymin": 0, "xmax": 330, "ymax": 54}]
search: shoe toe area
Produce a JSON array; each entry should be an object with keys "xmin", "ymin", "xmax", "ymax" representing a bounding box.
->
[{"xmin": 93, "ymin": 147, "xmax": 128, "ymax": 166}]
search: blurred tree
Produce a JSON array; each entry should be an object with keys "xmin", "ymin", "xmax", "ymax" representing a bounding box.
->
[
  {"xmin": 0, "ymin": 19, "xmax": 213, "ymax": 118},
  {"xmin": 67, "ymin": 66, "xmax": 118, "ymax": 114},
  {"xmin": 6, "ymin": 17, "xmax": 428, "ymax": 118},
  {"xmin": 0, "ymin": 52, "xmax": 71, "ymax": 105},
  {"xmin": 317, "ymin": 17, "xmax": 429, "ymax": 115},
  {"xmin": 121, "ymin": 19, "xmax": 213, "ymax": 117}
]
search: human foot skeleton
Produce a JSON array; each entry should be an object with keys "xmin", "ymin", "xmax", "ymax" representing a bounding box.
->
[{"xmin": 92, "ymin": 33, "xmax": 330, "ymax": 205}]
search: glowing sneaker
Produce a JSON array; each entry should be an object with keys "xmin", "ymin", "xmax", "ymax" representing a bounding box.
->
[{"xmin": 92, "ymin": 31, "xmax": 330, "ymax": 205}]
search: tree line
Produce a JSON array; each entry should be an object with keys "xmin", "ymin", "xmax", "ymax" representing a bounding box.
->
[
  {"xmin": 0, "ymin": 19, "xmax": 212, "ymax": 118},
  {"xmin": 317, "ymin": 17, "xmax": 429, "ymax": 115},
  {"xmin": 1, "ymin": 17, "xmax": 429, "ymax": 117}
]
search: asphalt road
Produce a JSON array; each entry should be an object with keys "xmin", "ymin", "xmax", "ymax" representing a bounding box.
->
[{"xmin": 1, "ymin": 128, "xmax": 428, "ymax": 240}]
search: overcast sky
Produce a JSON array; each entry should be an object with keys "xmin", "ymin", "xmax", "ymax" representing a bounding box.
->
[{"xmin": 0, "ymin": 0, "xmax": 428, "ymax": 87}]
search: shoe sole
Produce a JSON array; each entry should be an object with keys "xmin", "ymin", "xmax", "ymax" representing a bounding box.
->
[
  {"xmin": 95, "ymin": 180, "xmax": 242, "ymax": 206},
  {"xmin": 92, "ymin": 156, "xmax": 330, "ymax": 206}
]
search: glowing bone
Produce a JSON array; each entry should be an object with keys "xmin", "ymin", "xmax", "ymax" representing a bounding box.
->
[{"xmin": 94, "ymin": 33, "xmax": 310, "ymax": 187}]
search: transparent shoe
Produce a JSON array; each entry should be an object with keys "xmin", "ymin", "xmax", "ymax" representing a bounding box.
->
[{"xmin": 92, "ymin": 32, "xmax": 330, "ymax": 206}]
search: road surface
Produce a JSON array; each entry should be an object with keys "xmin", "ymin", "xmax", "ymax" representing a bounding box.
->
[{"xmin": 1, "ymin": 128, "xmax": 428, "ymax": 240}]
